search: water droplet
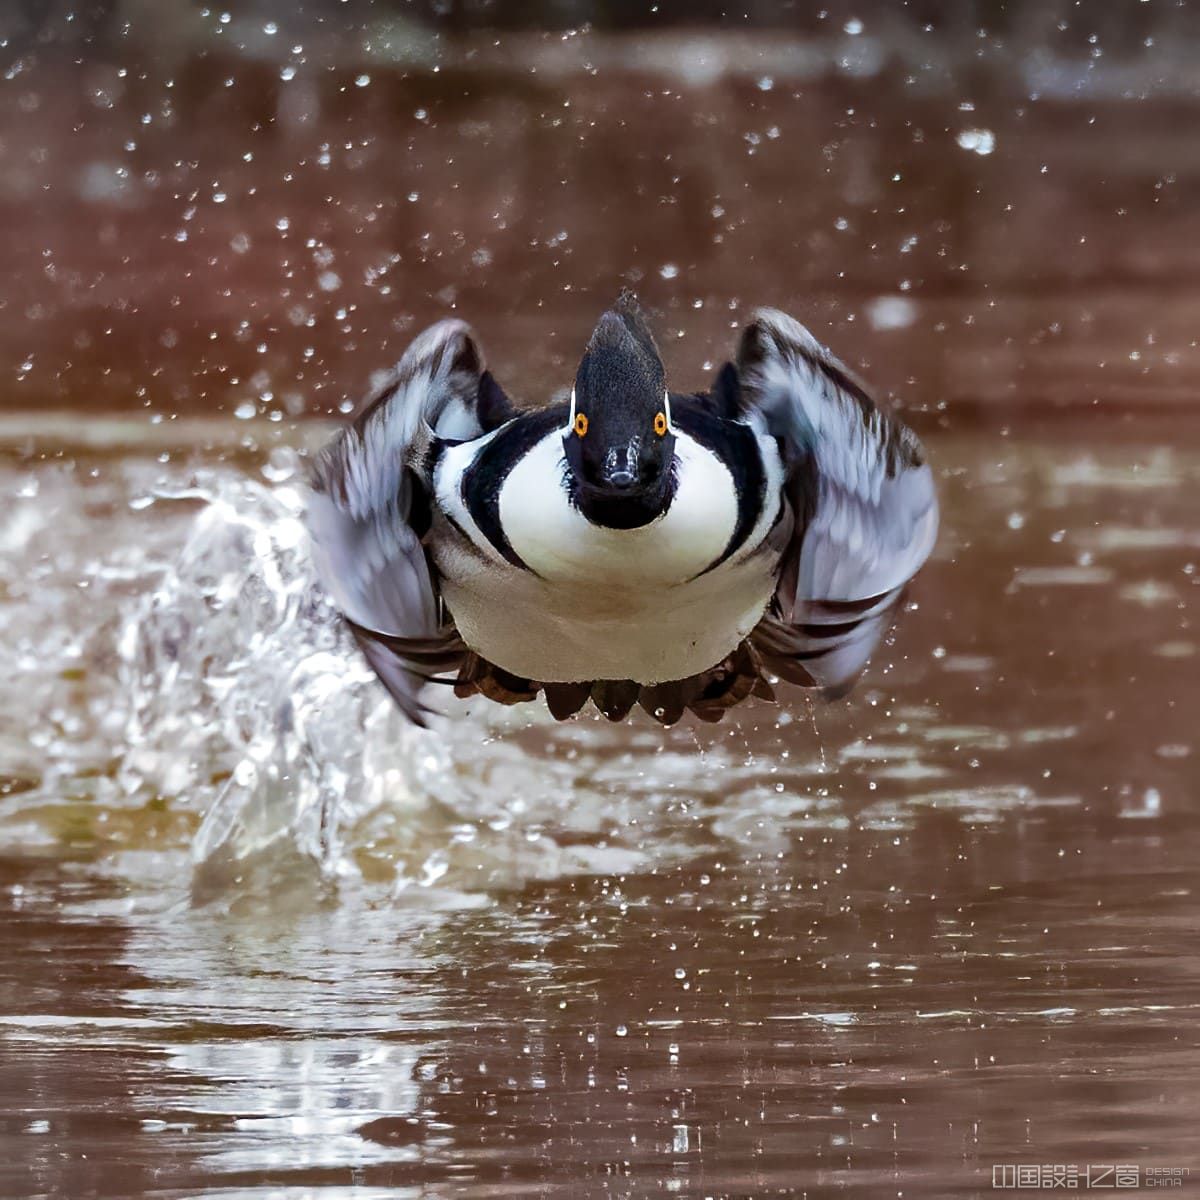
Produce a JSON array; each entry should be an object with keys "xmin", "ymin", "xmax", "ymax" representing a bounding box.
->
[
  {"xmin": 866, "ymin": 296, "xmax": 917, "ymax": 331},
  {"xmin": 956, "ymin": 128, "xmax": 996, "ymax": 156}
]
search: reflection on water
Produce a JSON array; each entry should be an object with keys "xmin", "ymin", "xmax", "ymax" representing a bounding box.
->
[{"xmin": 0, "ymin": 413, "xmax": 1197, "ymax": 1195}]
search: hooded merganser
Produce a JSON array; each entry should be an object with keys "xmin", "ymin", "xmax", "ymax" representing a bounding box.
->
[{"xmin": 308, "ymin": 295, "xmax": 937, "ymax": 725}]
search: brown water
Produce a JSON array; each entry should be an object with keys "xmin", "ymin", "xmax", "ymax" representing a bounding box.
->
[
  {"xmin": 3, "ymin": 15, "xmax": 1200, "ymax": 1199},
  {"xmin": 0, "ymin": 413, "xmax": 1197, "ymax": 1198}
]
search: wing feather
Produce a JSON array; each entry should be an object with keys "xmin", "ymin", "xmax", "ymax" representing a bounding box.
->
[
  {"xmin": 306, "ymin": 319, "xmax": 488, "ymax": 721},
  {"xmin": 737, "ymin": 308, "xmax": 938, "ymax": 695}
]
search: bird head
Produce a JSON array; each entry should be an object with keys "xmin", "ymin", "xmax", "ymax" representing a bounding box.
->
[{"xmin": 563, "ymin": 296, "xmax": 676, "ymax": 529}]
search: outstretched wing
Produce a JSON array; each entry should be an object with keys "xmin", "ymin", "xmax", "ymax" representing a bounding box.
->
[
  {"xmin": 307, "ymin": 319, "xmax": 506, "ymax": 722},
  {"xmin": 736, "ymin": 308, "xmax": 938, "ymax": 696}
]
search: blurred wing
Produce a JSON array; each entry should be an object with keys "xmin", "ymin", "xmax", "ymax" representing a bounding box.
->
[
  {"xmin": 737, "ymin": 308, "xmax": 938, "ymax": 695},
  {"xmin": 306, "ymin": 319, "xmax": 490, "ymax": 721}
]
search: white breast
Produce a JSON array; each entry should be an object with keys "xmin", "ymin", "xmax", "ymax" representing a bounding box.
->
[
  {"xmin": 496, "ymin": 430, "xmax": 738, "ymax": 584},
  {"xmin": 431, "ymin": 425, "xmax": 782, "ymax": 685}
]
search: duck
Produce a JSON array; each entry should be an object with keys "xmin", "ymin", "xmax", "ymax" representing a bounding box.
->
[{"xmin": 306, "ymin": 294, "xmax": 938, "ymax": 726}]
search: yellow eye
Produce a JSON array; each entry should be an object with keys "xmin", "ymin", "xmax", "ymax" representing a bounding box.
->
[
  {"xmin": 653, "ymin": 411, "xmax": 668, "ymax": 436},
  {"xmin": 573, "ymin": 412, "xmax": 589, "ymax": 437}
]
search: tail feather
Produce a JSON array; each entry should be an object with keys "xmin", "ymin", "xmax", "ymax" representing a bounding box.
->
[{"xmin": 345, "ymin": 609, "xmax": 889, "ymax": 725}]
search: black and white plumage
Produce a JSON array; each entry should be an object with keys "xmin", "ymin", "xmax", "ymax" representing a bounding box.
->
[{"xmin": 307, "ymin": 297, "xmax": 937, "ymax": 726}]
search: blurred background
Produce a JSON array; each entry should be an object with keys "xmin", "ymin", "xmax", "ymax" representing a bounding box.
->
[
  {"xmin": 4, "ymin": 0, "xmax": 1198, "ymax": 421},
  {"xmin": 2, "ymin": 5, "xmax": 1199, "ymax": 1199}
]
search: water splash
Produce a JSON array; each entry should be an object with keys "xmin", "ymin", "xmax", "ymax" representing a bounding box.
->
[{"xmin": 112, "ymin": 470, "xmax": 519, "ymax": 897}]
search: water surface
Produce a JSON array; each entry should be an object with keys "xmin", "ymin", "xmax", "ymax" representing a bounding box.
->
[{"xmin": 0, "ymin": 413, "xmax": 1196, "ymax": 1197}]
